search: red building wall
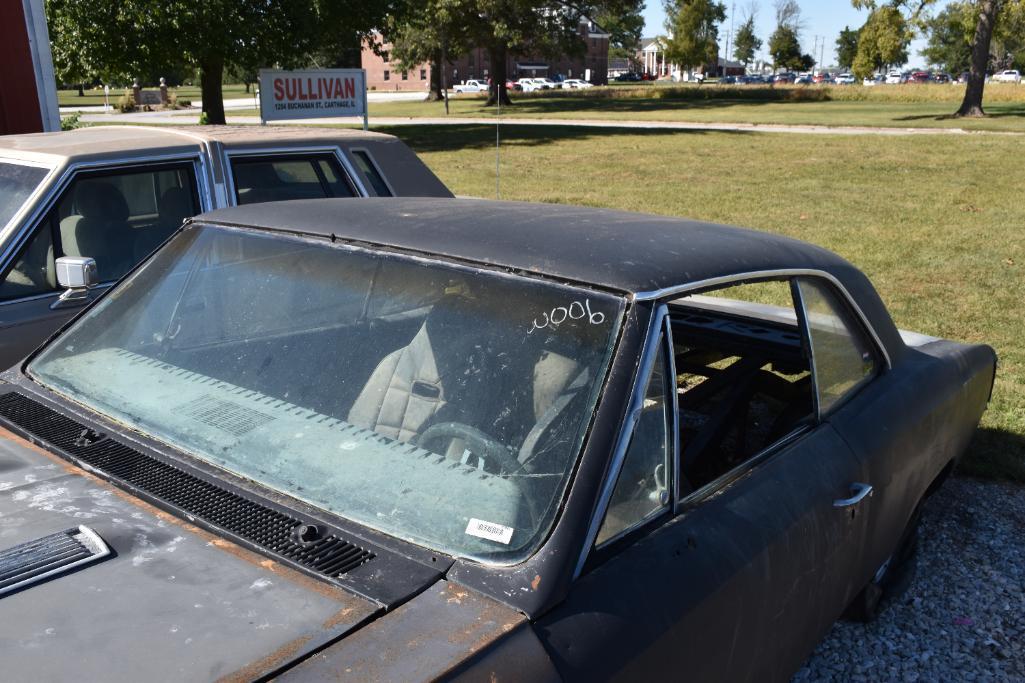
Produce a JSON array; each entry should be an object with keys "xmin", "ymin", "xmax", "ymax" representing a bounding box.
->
[{"xmin": 0, "ymin": 0, "xmax": 58, "ymax": 135}]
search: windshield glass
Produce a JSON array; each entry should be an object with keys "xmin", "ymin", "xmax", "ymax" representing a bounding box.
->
[
  {"xmin": 29, "ymin": 224, "xmax": 623, "ymax": 563},
  {"xmin": 0, "ymin": 161, "xmax": 48, "ymax": 230}
]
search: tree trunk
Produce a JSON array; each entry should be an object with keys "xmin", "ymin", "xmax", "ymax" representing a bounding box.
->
[
  {"xmin": 426, "ymin": 50, "xmax": 444, "ymax": 101},
  {"xmin": 77, "ymin": 82, "xmax": 85, "ymax": 97},
  {"xmin": 200, "ymin": 55, "xmax": 226, "ymax": 125},
  {"xmin": 957, "ymin": 0, "xmax": 1001, "ymax": 117},
  {"xmin": 244, "ymin": 82, "xmax": 250, "ymax": 94},
  {"xmin": 485, "ymin": 45, "xmax": 512, "ymax": 106}
]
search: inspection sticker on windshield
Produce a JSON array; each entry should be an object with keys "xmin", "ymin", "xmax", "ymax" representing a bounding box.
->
[{"xmin": 465, "ymin": 518, "xmax": 514, "ymax": 544}]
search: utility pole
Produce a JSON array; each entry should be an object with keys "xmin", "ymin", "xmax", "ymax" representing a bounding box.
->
[
  {"xmin": 820, "ymin": 35, "xmax": 826, "ymax": 72},
  {"xmin": 725, "ymin": 1, "xmax": 735, "ymax": 78}
]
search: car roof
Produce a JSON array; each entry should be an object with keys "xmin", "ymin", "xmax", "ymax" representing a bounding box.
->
[
  {"xmin": 197, "ymin": 197, "xmax": 849, "ymax": 293},
  {"xmin": 0, "ymin": 125, "xmax": 394, "ymax": 164}
]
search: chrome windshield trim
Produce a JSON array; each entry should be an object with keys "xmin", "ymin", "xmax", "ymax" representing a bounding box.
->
[
  {"xmin": 573, "ymin": 302, "xmax": 668, "ymax": 579},
  {"xmin": 222, "ymin": 146, "xmax": 369, "ymax": 205},
  {"xmin": 635, "ymin": 268, "xmax": 892, "ymax": 369}
]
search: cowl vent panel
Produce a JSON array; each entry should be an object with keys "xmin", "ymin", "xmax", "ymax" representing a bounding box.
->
[{"xmin": 0, "ymin": 392, "xmax": 375, "ymax": 580}]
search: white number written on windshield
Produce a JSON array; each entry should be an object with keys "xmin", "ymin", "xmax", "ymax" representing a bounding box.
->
[{"xmin": 528, "ymin": 299, "xmax": 606, "ymax": 335}]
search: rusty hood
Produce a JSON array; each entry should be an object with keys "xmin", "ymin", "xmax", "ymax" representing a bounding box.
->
[{"xmin": 0, "ymin": 429, "xmax": 385, "ymax": 681}]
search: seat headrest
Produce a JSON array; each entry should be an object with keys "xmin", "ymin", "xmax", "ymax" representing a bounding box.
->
[
  {"xmin": 158, "ymin": 187, "xmax": 194, "ymax": 226},
  {"xmin": 75, "ymin": 181, "xmax": 129, "ymax": 222}
]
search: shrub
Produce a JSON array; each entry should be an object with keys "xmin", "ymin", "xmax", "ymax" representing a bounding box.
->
[
  {"xmin": 60, "ymin": 113, "xmax": 81, "ymax": 130},
  {"xmin": 116, "ymin": 91, "xmax": 137, "ymax": 113},
  {"xmin": 198, "ymin": 111, "xmax": 209, "ymax": 125}
]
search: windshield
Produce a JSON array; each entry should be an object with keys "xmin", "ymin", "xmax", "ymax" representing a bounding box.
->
[
  {"xmin": 0, "ymin": 161, "xmax": 49, "ymax": 231},
  {"xmin": 29, "ymin": 224, "xmax": 623, "ymax": 563}
]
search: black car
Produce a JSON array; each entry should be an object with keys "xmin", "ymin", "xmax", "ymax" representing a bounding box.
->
[{"xmin": 0, "ymin": 199, "xmax": 995, "ymax": 681}]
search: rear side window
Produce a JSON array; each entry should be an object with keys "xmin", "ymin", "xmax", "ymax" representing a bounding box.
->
[
  {"xmin": 795, "ymin": 277, "xmax": 878, "ymax": 415},
  {"xmin": 231, "ymin": 155, "xmax": 357, "ymax": 205},
  {"xmin": 351, "ymin": 150, "xmax": 393, "ymax": 197}
]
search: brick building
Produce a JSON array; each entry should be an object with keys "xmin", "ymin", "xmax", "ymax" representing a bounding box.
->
[{"xmin": 363, "ymin": 20, "xmax": 610, "ymax": 92}]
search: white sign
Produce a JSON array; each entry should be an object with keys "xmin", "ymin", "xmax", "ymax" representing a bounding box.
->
[{"xmin": 258, "ymin": 69, "xmax": 367, "ymax": 127}]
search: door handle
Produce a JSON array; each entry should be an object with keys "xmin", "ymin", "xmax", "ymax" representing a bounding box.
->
[{"xmin": 833, "ymin": 482, "xmax": 874, "ymax": 508}]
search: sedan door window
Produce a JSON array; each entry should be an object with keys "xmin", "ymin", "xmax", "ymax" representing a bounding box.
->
[
  {"xmin": 231, "ymin": 155, "xmax": 357, "ymax": 205},
  {"xmin": 595, "ymin": 335, "xmax": 671, "ymax": 546},
  {"xmin": 795, "ymin": 277, "xmax": 879, "ymax": 416}
]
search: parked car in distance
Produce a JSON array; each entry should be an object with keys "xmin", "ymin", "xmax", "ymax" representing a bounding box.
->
[
  {"xmin": 812, "ymin": 72, "xmax": 832, "ymax": 84},
  {"xmin": 517, "ymin": 78, "xmax": 551, "ymax": 92},
  {"xmin": 0, "ymin": 197, "xmax": 995, "ymax": 682},
  {"xmin": 933, "ymin": 72, "xmax": 952, "ymax": 84},
  {"xmin": 0, "ymin": 126, "xmax": 452, "ymax": 370},
  {"xmin": 907, "ymin": 70, "xmax": 932, "ymax": 83},
  {"xmin": 863, "ymin": 74, "xmax": 885, "ymax": 86},
  {"xmin": 834, "ymin": 73, "xmax": 857, "ymax": 85},
  {"xmin": 451, "ymin": 79, "xmax": 489, "ymax": 93},
  {"xmin": 559, "ymin": 79, "xmax": 593, "ymax": 89},
  {"xmin": 958, "ymin": 71, "xmax": 971, "ymax": 83},
  {"xmin": 615, "ymin": 72, "xmax": 642, "ymax": 82},
  {"xmin": 885, "ymin": 71, "xmax": 905, "ymax": 84},
  {"xmin": 773, "ymin": 72, "xmax": 796, "ymax": 83},
  {"xmin": 992, "ymin": 69, "xmax": 1022, "ymax": 83},
  {"xmin": 794, "ymin": 74, "xmax": 814, "ymax": 84}
]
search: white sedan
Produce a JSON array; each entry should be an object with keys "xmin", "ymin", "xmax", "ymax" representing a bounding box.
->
[
  {"xmin": 560, "ymin": 79, "xmax": 594, "ymax": 89},
  {"xmin": 992, "ymin": 69, "xmax": 1022, "ymax": 83},
  {"xmin": 834, "ymin": 73, "xmax": 856, "ymax": 85}
]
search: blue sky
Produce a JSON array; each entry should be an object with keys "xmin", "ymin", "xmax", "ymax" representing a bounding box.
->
[{"xmin": 641, "ymin": 1, "xmax": 936, "ymax": 68}]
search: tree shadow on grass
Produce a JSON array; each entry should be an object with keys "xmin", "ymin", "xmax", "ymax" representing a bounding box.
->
[
  {"xmin": 956, "ymin": 426, "xmax": 1025, "ymax": 484},
  {"xmin": 379, "ymin": 122, "xmax": 751, "ymax": 154},
  {"xmin": 892, "ymin": 103, "xmax": 1025, "ymax": 122}
]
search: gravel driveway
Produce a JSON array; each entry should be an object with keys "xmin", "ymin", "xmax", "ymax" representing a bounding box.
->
[{"xmin": 794, "ymin": 477, "xmax": 1025, "ymax": 681}]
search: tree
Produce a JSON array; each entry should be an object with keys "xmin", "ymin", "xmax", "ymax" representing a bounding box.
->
[
  {"xmin": 768, "ymin": 0, "xmax": 806, "ymax": 71},
  {"xmin": 921, "ymin": 2, "xmax": 975, "ymax": 72},
  {"xmin": 388, "ymin": 0, "xmax": 643, "ymax": 107},
  {"xmin": 851, "ymin": 6, "xmax": 910, "ymax": 78},
  {"xmin": 663, "ymin": 0, "xmax": 727, "ymax": 74},
  {"xmin": 836, "ymin": 26, "xmax": 860, "ymax": 69},
  {"xmin": 45, "ymin": 0, "xmax": 394, "ymax": 124},
  {"xmin": 852, "ymin": 0, "xmax": 1017, "ymax": 116},
  {"xmin": 958, "ymin": 0, "xmax": 1003, "ymax": 116},
  {"xmin": 732, "ymin": 6, "xmax": 762, "ymax": 68},
  {"xmin": 387, "ymin": 0, "xmax": 471, "ymax": 102}
]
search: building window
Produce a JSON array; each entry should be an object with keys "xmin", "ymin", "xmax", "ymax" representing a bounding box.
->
[
  {"xmin": 383, "ymin": 70, "xmax": 390, "ymax": 81},
  {"xmin": 381, "ymin": 51, "xmax": 389, "ymax": 63},
  {"xmin": 402, "ymin": 71, "xmax": 408, "ymax": 80},
  {"xmin": 420, "ymin": 69, "xmax": 427, "ymax": 80}
]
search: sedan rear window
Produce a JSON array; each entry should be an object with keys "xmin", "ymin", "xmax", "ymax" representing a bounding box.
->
[
  {"xmin": 29, "ymin": 225, "xmax": 623, "ymax": 564},
  {"xmin": 0, "ymin": 162, "xmax": 48, "ymax": 230}
]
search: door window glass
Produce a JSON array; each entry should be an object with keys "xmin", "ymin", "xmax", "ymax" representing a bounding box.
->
[
  {"xmin": 0, "ymin": 220, "xmax": 55, "ymax": 301},
  {"xmin": 231, "ymin": 155, "xmax": 357, "ymax": 205},
  {"xmin": 57, "ymin": 166, "xmax": 199, "ymax": 283},
  {"xmin": 796, "ymin": 278, "xmax": 878, "ymax": 414},
  {"xmin": 669, "ymin": 280, "xmax": 813, "ymax": 490},
  {"xmin": 0, "ymin": 162, "xmax": 48, "ymax": 230},
  {"xmin": 596, "ymin": 338, "xmax": 671, "ymax": 545}
]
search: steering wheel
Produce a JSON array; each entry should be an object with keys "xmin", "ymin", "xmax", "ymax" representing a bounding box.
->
[{"xmin": 418, "ymin": 422, "xmax": 522, "ymax": 474}]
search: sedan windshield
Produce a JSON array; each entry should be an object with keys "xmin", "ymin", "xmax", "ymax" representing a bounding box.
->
[
  {"xmin": 29, "ymin": 224, "xmax": 623, "ymax": 563},
  {"xmin": 0, "ymin": 161, "xmax": 48, "ymax": 230}
]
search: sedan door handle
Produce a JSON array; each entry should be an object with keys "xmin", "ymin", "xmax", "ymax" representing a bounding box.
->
[{"xmin": 833, "ymin": 482, "xmax": 874, "ymax": 508}]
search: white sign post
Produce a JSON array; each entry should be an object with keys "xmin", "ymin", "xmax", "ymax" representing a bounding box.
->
[{"xmin": 258, "ymin": 69, "xmax": 368, "ymax": 130}]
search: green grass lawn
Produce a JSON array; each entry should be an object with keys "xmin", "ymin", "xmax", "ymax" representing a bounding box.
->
[
  {"xmin": 58, "ymin": 84, "xmax": 253, "ymax": 107},
  {"xmin": 376, "ymin": 123, "xmax": 1025, "ymax": 481}
]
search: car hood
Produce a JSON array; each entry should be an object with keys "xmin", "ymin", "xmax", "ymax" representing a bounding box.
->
[{"xmin": 0, "ymin": 428, "xmax": 388, "ymax": 681}]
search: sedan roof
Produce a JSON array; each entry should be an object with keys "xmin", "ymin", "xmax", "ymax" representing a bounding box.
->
[{"xmin": 0, "ymin": 125, "xmax": 394, "ymax": 164}]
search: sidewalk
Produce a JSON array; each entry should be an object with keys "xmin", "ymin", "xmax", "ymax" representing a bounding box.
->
[{"xmin": 74, "ymin": 109, "xmax": 996, "ymax": 137}]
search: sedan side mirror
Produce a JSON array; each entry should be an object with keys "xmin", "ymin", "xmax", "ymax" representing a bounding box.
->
[{"xmin": 51, "ymin": 256, "xmax": 98, "ymax": 310}]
